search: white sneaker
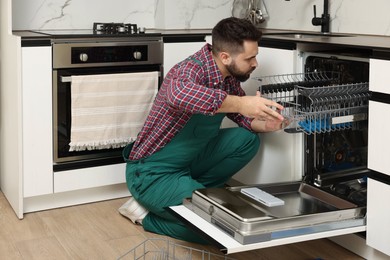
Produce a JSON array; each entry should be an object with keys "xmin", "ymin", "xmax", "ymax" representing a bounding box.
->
[{"xmin": 119, "ymin": 197, "xmax": 149, "ymax": 225}]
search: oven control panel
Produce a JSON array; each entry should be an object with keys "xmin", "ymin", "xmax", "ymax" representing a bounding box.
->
[
  {"xmin": 71, "ymin": 45, "xmax": 148, "ymax": 64},
  {"xmin": 52, "ymin": 39, "xmax": 163, "ymax": 69}
]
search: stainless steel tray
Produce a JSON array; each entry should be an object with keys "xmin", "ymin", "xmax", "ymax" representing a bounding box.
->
[{"xmin": 185, "ymin": 182, "xmax": 366, "ymax": 244}]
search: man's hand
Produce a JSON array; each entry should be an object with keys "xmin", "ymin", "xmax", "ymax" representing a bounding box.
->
[{"xmin": 218, "ymin": 91, "xmax": 285, "ymax": 122}]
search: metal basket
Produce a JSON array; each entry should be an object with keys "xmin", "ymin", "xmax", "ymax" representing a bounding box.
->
[
  {"xmin": 118, "ymin": 238, "xmax": 236, "ymax": 260},
  {"xmin": 256, "ymin": 72, "xmax": 370, "ymax": 135}
]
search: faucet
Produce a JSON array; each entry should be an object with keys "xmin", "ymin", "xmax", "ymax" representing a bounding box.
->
[{"xmin": 312, "ymin": 0, "xmax": 330, "ymax": 33}]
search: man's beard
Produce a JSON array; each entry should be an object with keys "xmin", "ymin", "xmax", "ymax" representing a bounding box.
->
[{"xmin": 226, "ymin": 62, "xmax": 255, "ymax": 82}]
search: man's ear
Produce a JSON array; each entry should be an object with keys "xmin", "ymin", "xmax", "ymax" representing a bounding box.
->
[{"xmin": 219, "ymin": 51, "xmax": 231, "ymax": 65}]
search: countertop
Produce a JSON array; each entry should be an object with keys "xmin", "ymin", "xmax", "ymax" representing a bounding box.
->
[
  {"xmin": 259, "ymin": 29, "xmax": 390, "ymax": 51},
  {"xmin": 13, "ymin": 28, "xmax": 390, "ymax": 54}
]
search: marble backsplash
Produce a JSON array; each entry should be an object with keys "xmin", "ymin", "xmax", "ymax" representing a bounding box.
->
[
  {"xmin": 12, "ymin": 0, "xmax": 390, "ymax": 36},
  {"xmin": 11, "ymin": 0, "xmax": 233, "ymax": 31}
]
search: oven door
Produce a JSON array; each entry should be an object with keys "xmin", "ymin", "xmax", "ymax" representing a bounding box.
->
[
  {"xmin": 53, "ymin": 65, "xmax": 162, "ymax": 171},
  {"xmin": 169, "ymin": 182, "xmax": 366, "ymax": 254}
]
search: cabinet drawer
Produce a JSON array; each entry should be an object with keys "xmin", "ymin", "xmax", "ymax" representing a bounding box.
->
[
  {"xmin": 367, "ymin": 178, "xmax": 390, "ymax": 256},
  {"xmin": 368, "ymin": 101, "xmax": 390, "ymax": 176},
  {"xmin": 370, "ymin": 59, "xmax": 390, "ymax": 94},
  {"xmin": 54, "ymin": 163, "xmax": 126, "ymax": 193}
]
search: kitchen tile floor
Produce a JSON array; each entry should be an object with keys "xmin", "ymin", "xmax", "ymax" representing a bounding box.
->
[{"xmin": 0, "ymin": 192, "xmax": 364, "ymax": 259}]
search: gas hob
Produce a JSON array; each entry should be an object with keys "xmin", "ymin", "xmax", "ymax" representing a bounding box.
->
[{"xmin": 30, "ymin": 22, "xmax": 161, "ymax": 39}]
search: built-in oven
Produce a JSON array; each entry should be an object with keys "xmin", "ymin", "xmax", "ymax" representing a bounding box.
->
[
  {"xmin": 168, "ymin": 50, "xmax": 373, "ymax": 254},
  {"xmin": 52, "ymin": 37, "xmax": 163, "ymax": 171}
]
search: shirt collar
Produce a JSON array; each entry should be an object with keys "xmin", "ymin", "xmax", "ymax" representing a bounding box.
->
[{"xmin": 203, "ymin": 44, "xmax": 224, "ymax": 86}]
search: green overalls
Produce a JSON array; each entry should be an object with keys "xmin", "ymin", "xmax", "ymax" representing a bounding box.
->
[{"xmin": 123, "ymin": 113, "xmax": 260, "ymax": 244}]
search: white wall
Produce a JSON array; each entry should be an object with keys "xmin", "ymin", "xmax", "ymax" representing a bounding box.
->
[
  {"xmin": 12, "ymin": 0, "xmax": 233, "ymax": 30},
  {"xmin": 259, "ymin": 0, "xmax": 390, "ymax": 36},
  {"xmin": 11, "ymin": 0, "xmax": 390, "ymax": 36}
]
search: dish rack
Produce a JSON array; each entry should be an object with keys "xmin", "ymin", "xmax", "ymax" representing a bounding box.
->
[
  {"xmin": 118, "ymin": 238, "xmax": 236, "ymax": 260},
  {"xmin": 257, "ymin": 72, "xmax": 370, "ymax": 135}
]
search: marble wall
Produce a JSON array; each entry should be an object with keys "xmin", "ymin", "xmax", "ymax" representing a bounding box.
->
[
  {"xmin": 11, "ymin": 0, "xmax": 390, "ymax": 36},
  {"xmin": 11, "ymin": 0, "xmax": 233, "ymax": 30},
  {"xmin": 259, "ymin": 0, "xmax": 390, "ymax": 36}
]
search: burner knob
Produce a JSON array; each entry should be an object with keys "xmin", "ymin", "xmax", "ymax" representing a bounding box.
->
[
  {"xmin": 79, "ymin": 53, "xmax": 88, "ymax": 62},
  {"xmin": 133, "ymin": 51, "xmax": 142, "ymax": 60}
]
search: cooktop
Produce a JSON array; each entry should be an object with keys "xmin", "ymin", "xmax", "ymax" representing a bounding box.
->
[
  {"xmin": 30, "ymin": 23, "xmax": 161, "ymax": 38},
  {"xmin": 30, "ymin": 29, "xmax": 161, "ymax": 38}
]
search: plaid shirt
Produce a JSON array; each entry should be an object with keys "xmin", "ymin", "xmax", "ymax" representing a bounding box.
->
[{"xmin": 129, "ymin": 44, "xmax": 253, "ymax": 160}]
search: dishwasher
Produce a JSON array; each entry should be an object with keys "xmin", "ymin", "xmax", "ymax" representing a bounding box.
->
[{"xmin": 172, "ymin": 51, "xmax": 371, "ymax": 247}]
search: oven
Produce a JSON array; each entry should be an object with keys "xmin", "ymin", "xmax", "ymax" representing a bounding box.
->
[
  {"xmin": 168, "ymin": 50, "xmax": 375, "ymax": 253},
  {"xmin": 52, "ymin": 37, "xmax": 163, "ymax": 171}
]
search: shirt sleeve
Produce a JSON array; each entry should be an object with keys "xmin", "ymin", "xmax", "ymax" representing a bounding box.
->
[
  {"xmin": 220, "ymin": 78, "xmax": 253, "ymax": 131},
  {"xmin": 165, "ymin": 60, "xmax": 227, "ymax": 115},
  {"xmin": 227, "ymin": 113, "xmax": 254, "ymax": 131}
]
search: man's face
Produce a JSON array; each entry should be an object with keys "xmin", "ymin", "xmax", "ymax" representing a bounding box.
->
[{"xmin": 226, "ymin": 40, "xmax": 258, "ymax": 82}]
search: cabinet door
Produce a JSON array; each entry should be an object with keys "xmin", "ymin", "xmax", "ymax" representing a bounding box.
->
[
  {"xmin": 232, "ymin": 47, "xmax": 303, "ymax": 184},
  {"xmin": 370, "ymin": 58, "xmax": 390, "ymax": 94},
  {"xmin": 367, "ymin": 58, "xmax": 390, "ymax": 257},
  {"xmin": 368, "ymin": 101, "xmax": 390, "ymax": 177},
  {"xmin": 367, "ymin": 178, "xmax": 390, "ymax": 256},
  {"xmin": 22, "ymin": 46, "xmax": 53, "ymax": 197}
]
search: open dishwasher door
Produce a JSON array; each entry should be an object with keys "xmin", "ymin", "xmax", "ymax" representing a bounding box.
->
[{"xmin": 169, "ymin": 182, "xmax": 366, "ymax": 254}]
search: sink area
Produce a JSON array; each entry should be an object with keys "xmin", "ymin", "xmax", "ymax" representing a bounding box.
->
[
  {"xmin": 264, "ymin": 32, "xmax": 353, "ymax": 39},
  {"xmin": 276, "ymin": 33, "xmax": 351, "ymax": 39}
]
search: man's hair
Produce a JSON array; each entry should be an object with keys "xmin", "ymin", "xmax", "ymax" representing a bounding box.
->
[{"xmin": 212, "ymin": 17, "xmax": 262, "ymax": 55}]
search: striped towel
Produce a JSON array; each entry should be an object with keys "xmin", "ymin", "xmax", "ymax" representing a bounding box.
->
[{"xmin": 69, "ymin": 71, "xmax": 158, "ymax": 151}]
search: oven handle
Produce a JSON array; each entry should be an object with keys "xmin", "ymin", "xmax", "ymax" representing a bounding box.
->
[
  {"xmin": 60, "ymin": 72, "xmax": 162, "ymax": 83},
  {"xmin": 61, "ymin": 76, "xmax": 72, "ymax": 83}
]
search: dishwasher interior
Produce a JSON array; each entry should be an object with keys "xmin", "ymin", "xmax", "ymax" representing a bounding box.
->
[{"xmin": 183, "ymin": 52, "xmax": 370, "ymax": 245}]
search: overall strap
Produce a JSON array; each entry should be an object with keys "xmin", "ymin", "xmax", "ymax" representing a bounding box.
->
[{"xmin": 187, "ymin": 57, "xmax": 203, "ymax": 66}]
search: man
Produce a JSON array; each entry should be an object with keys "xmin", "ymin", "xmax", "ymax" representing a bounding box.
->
[{"xmin": 119, "ymin": 17, "xmax": 285, "ymax": 243}]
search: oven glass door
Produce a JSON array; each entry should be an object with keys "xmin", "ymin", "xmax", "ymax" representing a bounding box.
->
[{"xmin": 53, "ymin": 65, "xmax": 162, "ymax": 171}]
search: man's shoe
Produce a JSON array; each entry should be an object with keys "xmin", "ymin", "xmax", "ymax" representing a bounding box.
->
[{"xmin": 119, "ymin": 197, "xmax": 148, "ymax": 225}]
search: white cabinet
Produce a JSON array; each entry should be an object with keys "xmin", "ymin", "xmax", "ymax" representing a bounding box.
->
[
  {"xmin": 1, "ymin": 43, "xmax": 130, "ymax": 218},
  {"xmin": 1, "ymin": 0, "xmax": 24, "ymax": 218},
  {"xmin": 367, "ymin": 179, "xmax": 390, "ymax": 256},
  {"xmin": 21, "ymin": 46, "xmax": 53, "ymax": 197},
  {"xmin": 369, "ymin": 58, "xmax": 390, "ymax": 95},
  {"xmin": 232, "ymin": 47, "xmax": 304, "ymax": 185},
  {"xmin": 366, "ymin": 58, "xmax": 390, "ymax": 256},
  {"xmin": 163, "ymin": 40, "xmax": 208, "ymax": 77},
  {"xmin": 368, "ymin": 101, "xmax": 390, "ymax": 176},
  {"xmin": 368, "ymin": 59, "xmax": 390, "ymax": 176}
]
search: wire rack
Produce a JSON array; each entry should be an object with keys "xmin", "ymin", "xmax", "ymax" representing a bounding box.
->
[
  {"xmin": 118, "ymin": 238, "xmax": 236, "ymax": 260},
  {"xmin": 257, "ymin": 72, "xmax": 370, "ymax": 135}
]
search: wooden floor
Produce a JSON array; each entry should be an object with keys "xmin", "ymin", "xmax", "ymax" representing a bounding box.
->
[{"xmin": 0, "ymin": 192, "xmax": 364, "ymax": 260}]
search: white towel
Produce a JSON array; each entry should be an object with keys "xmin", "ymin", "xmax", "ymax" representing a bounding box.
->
[{"xmin": 69, "ymin": 71, "xmax": 158, "ymax": 151}]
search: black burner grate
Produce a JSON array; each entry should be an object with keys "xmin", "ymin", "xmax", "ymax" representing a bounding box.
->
[{"xmin": 93, "ymin": 22, "xmax": 143, "ymax": 35}]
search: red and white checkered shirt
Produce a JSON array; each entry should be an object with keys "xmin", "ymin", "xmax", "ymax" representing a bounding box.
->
[{"xmin": 129, "ymin": 44, "xmax": 254, "ymax": 160}]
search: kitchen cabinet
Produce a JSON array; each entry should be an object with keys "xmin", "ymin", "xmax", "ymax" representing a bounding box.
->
[
  {"xmin": 1, "ymin": 0, "xmax": 24, "ymax": 218},
  {"xmin": 17, "ymin": 45, "xmax": 130, "ymax": 216},
  {"xmin": 368, "ymin": 59, "xmax": 390, "ymax": 176},
  {"xmin": 366, "ymin": 58, "xmax": 390, "ymax": 256},
  {"xmin": 232, "ymin": 46, "xmax": 304, "ymax": 185},
  {"xmin": 163, "ymin": 36, "xmax": 211, "ymax": 76},
  {"xmin": 21, "ymin": 46, "xmax": 53, "ymax": 197},
  {"xmin": 1, "ymin": 36, "xmax": 130, "ymax": 217},
  {"xmin": 367, "ymin": 179, "xmax": 390, "ymax": 256}
]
